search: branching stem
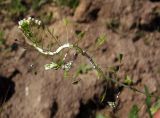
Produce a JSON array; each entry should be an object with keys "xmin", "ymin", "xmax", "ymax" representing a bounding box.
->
[{"xmin": 26, "ymin": 40, "xmax": 146, "ymax": 95}]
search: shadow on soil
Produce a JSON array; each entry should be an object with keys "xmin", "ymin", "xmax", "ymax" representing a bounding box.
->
[
  {"xmin": 0, "ymin": 75, "xmax": 15, "ymax": 106},
  {"xmin": 76, "ymin": 85, "xmax": 121, "ymax": 118},
  {"xmin": 139, "ymin": 16, "xmax": 160, "ymax": 32}
]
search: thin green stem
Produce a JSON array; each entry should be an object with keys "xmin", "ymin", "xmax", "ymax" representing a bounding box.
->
[
  {"xmin": 72, "ymin": 45, "xmax": 147, "ymax": 96},
  {"xmin": 46, "ymin": 27, "xmax": 61, "ymax": 47}
]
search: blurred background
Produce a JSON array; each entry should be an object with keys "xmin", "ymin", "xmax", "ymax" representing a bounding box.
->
[{"xmin": 0, "ymin": 0, "xmax": 160, "ymax": 118}]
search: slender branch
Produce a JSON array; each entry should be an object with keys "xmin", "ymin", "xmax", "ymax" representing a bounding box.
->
[
  {"xmin": 72, "ymin": 45, "xmax": 146, "ymax": 95},
  {"xmin": 46, "ymin": 27, "xmax": 62, "ymax": 47},
  {"xmin": 25, "ymin": 36, "xmax": 147, "ymax": 95}
]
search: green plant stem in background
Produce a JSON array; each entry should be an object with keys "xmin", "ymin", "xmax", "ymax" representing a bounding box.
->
[
  {"xmin": 46, "ymin": 27, "xmax": 61, "ymax": 46},
  {"xmin": 31, "ymin": 0, "xmax": 51, "ymax": 10},
  {"xmin": 73, "ymin": 45, "xmax": 106, "ymax": 79},
  {"xmin": 10, "ymin": 0, "xmax": 26, "ymax": 17},
  {"xmin": 150, "ymin": 98, "xmax": 160, "ymax": 115},
  {"xmin": 129, "ymin": 105, "xmax": 139, "ymax": 118},
  {"xmin": 0, "ymin": 31, "xmax": 5, "ymax": 46},
  {"xmin": 144, "ymin": 86, "xmax": 153, "ymax": 118},
  {"xmin": 54, "ymin": 0, "xmax": 79, "ymax": 9}
]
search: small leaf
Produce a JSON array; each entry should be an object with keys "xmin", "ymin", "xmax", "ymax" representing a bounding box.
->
[
  {"xmin": 109, "ymin": 66, "xmax": 120, "ymax": 73},
  {"xmin": 144, "ymin": 85, "xmax": 152, "ymax": 118},
  {"xmin": 96, "ymin": 35, "xmax": 107, "ymax": 47},
  {"xmin": 63, "ymin": 18, "xmax": 69, "ymax": 26},
  {"xmin": 75, "ymin": 30, "xmax": 85, "ymax": 39},
  {"xmin": 54, "ymin": 0, "xmax": 79, "ymax": 9},
  {"xmin": 128, "ymin": 105, "xmax": 139, "ymax": 118},
  {"xmin": 76, "ymin": 64, "xmax": 92, "ymax": 74},
  {"xmin": 106, "ymin": 19, "xmax": 120, "ymax": 31},
  {"xmin": 73, "ymin": 64, "xmax": 92, "ymax": 79},
  {"xmin": 0, "ymin": 31, "xmax": 5, "ymax": 45},
  {"xmin": 124, "ymin": 75, "xmax": 133, "ymax": 85},
  {"xmin": 96, "ymin": 114, "xmax": 106, "ymax": 118},
  {"xmin": 100, "ymin": 91, "xmax": 106, "ymax": 103},
  {"xmin": 150, "ymin": 99, "xmax": 160, "ymax": 115},
  {"xmin": 117, "ymin": 53, "xmax": 123, "ymax": 62},
  {"xmin": 44, "ymin": 62, "xmax": 59, "ymax": 70},
  {"xmin": 64, "ymin": 70, "xmax": 68, "ymax": 79}
]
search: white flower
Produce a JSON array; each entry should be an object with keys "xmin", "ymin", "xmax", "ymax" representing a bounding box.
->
[
  {"xmin": 37, "ymin": 21, "xmax": 41, "ymax": 25},
  {"xmin": 31, "ymin": 18, "xmax": 34, "ymax": 21},
  {"xmin": 28, "ymin": 17, "xmax": 32, "ymax": 20},
  {"xmin": 18, "ymin": 17, "xmax": 42, "ymax": 29},
  {"xmin": 35, "ymin": 20, "xmax": 39, "ymax": 24},
  {"xmin": 62, "ymin": 61, "xmax": 73, "ymax": 71},
  {"xmin": 26, "ymin": 20, "xmax": 30, "ymax": 24},
  {"xmin": 18, "ymin": 20, "xmax": 23, "ymax": 26}
]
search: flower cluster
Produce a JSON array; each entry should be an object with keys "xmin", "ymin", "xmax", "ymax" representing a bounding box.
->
[
  {"xmin": 44, "ymin": 60, "xmax": 73, "ymax": 71},
  {"xmin": 18, "ymin": 17, "xmax": 42, "ymax": 29}
]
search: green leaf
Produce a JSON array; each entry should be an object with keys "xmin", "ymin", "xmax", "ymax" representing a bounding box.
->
[
  {"xmin": 0, "ymin": 31, "xmax": 5, "ymax": 45},
  {"xmin": 150, "ymin": 99, "xmax": 160, "ymax": 115},
  {"xmin": 54, "ymin": 0, "xmax": 79, "ymax": 9},
  {"xmin": 63, "ymin": 18, "xmax": 69, "ymax": 26},
  {"xmin": 108, "ymin": 66, "xmax": 120, "ymax": 73},
  {"xmin": 96, "ymin": 35, "xmax": 107, "ymax": 47},
  {"xmin": 106, "ymin": 18, "xmax": 120, "ymax": 31},
  {"xmin": 40, "ymin": 12, "xmax": 53, "ymax": 24},
  {"xmin": 100, "ymin": 90, "xmax": 106, "ymax": 103},
  {"xmin": 64, "ymin": 70, "xmax": 68, "ymax": 79},
  {"xmin": 32, "ymin": 0, "xmax": 48, "ymax": 10},
  {"xmin": 128, "ymin": 105, "xmax": 139, "ymax": 118},
  {"xmin": 144, "ymin": 85, "xmax": 152, "ymax": 118},
  {"xmin": 117, "ymin": 53, "xmax": 123, "ymax": 62},
  {"xmin": 78, "ymin": 64, "xmax": 92, "ymax": 74},
  {"xmin": 44, "ymin": 62, "xmax": 60, "ymax": 70},
  {"xmin": 124, "ymin": 75, "xmax": 133, "ymax": 85},
  {"xmin": 10, "ymin": 0, "xmax": 26, "ymax": 16},
  {"xmin": 96, "ymin": 114, "xmax": 106, "ymax": 118},
  {"xmin": 75, "ymin": 30, "xmax": 85, "ymax": 39},
  {"xmin": 73, "ymin": 64, "xmax": 92, "ymax": 79}
]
